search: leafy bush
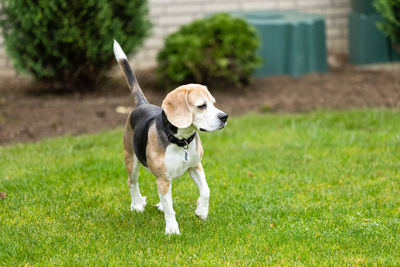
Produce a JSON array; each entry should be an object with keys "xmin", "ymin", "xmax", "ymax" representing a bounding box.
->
[
  {"xmin": 0, "ymin": 0, "xmax": 151, "ymax": 91},
  {"xmin": 374, "ymin": 0, "xmax": 400, "ymax": 45},
  {"xmin": 156, "ymin": 13, "xmax": 261, "ymax": 90}
]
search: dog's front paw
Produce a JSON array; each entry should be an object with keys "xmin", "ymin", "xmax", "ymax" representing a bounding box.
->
[
  {"xmin": 130, "ymin": 196, "xmax": 147, "ymax": 212},
  {"xmin": 165, "ymin": 219, "xmax": 180, "ymax": 235},
  {"xmin": 195, "ymin": 197, "xmax": 209, "ymax": 220},
  {"xmin": 195, "ymin": 206, "xmax": 208, "ymax": 220}
]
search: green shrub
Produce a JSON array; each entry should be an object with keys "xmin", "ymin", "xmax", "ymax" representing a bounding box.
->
[
  {"xmin": 374, "ymin": 0, "xmax": 400, "ymax": 45},
  {"xmin": 0, "ymin": 0, "xmax": 151, "ymax": 91},
  {"xmin": 156, "ymin": 13, "xmax": 261, "ymax": 90}
]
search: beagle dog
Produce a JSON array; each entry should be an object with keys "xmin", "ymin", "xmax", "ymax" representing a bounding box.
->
[{"xmin": 113, "ymin": 41, "xmax": 228, "ymax": 235}]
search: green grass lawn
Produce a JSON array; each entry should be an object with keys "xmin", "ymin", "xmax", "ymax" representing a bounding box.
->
[{"xmin": 1, "ymin": 109, "xmax": 399, "ymax": 265}]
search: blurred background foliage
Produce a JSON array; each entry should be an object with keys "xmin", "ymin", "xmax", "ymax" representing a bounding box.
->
[
  {"xmin": 374, "ymin": 0, "xmax": 400, "ymax": 48},
  {"xmin": 0, "ymin": 0, "xmax": 151, "ymax": 91}
]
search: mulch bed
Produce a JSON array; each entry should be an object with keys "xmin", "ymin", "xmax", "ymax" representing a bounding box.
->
[{"xmin": 0, "ymin": 65, "xmax": 399, "ymax": 146}]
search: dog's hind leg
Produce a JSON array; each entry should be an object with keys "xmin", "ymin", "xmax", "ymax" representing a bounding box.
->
[
  {"xmin": 124, "ymin": 117, "xmax": 146, "ymax": 212},
  {"xmin": 127, "ymin": 154, "xmax": 147, "ymax": 212}
]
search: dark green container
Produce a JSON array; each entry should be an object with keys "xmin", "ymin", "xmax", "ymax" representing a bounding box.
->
[
  {"xmin": 231, "ymin": 10, "xmax": 327, "ymax": 77},
  {"xmin": 348, "ymin": 13, "xmax": 400, "ymax": 64},
  {"xmin": 351, "ymin": 0, "xmax": 378, "ymax": 15}
]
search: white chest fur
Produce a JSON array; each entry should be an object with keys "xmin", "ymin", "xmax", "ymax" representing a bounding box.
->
[{"xmin": 164, "ymin": 139, "xmax": 201, "ymax": 180}]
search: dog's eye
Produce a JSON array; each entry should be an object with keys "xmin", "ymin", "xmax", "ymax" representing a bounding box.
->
[{"xmin": 197, "ymin": 103, "xmax": 207, "ymax": 110}]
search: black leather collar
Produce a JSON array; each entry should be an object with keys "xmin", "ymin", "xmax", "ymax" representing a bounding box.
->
[{"xmin": 161, "ymin": 111, "xmax": 196, "ymax": 148}]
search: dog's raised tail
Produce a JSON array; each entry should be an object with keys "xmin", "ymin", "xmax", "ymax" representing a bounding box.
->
[{"xmin": 113, "ymin": 40, "xmax": 148, "ymax": 106}]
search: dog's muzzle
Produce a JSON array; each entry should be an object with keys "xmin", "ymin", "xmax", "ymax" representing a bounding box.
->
[{"xmin": 199, "ymin": 113, "xmax": 228, "ymax": 132}]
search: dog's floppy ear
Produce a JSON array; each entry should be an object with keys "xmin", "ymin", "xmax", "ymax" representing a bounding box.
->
[{"xmin": 162, "ymin": 88, "xmax": 193, "ymax": 128}]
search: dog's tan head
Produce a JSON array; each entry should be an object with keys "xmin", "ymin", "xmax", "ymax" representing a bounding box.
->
[{"xmin": 162, "ymin": 84, "xmax": 228, "ymax": 131}]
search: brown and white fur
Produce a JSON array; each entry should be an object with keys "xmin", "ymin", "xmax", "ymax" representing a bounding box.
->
[{"xmin": 114, "ymin": 40, "xmax": 228, "ymax": 235}]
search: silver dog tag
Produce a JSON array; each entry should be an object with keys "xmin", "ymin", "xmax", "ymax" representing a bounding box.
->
[
  {"xmin": 184, "ymin": 149, "xmax": 188, "ymax": 161},
  {"xmin": 183, "ymin": 140, "xmax": 189, "ymax": 162}
]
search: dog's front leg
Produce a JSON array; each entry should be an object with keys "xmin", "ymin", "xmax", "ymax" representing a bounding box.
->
[
  {"xmin": 188, "ymin": 164, "xmax": 210, "ymax": 220},
  {"xmin": 156, "ymin": 178, "xmax": 180, "ymax": 235}
]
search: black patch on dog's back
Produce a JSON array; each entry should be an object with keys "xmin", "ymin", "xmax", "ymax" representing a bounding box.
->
[{"xmin": 129, "ymin": 104, "xmax": 163, "ymax": 167}]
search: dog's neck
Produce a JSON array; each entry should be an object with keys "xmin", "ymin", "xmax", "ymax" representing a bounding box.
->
[
  {"xmin": 175, "ymin": 126, "xmax": 197, "ymax": 139},
  {"xmin": 161, "ymin": 111, "xmax": 197, "ymax": 147}
]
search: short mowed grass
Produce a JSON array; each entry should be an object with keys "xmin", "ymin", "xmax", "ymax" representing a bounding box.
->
[{"xmin": 1, "ymin": 109, "xmax": 400, "ymax": 265}]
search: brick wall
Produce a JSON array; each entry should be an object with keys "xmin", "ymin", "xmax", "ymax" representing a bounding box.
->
[
  {"xmin": 0, "ymin": 0, "xmax": 351, "ymax": 77},
  {"xmin": 0, "ymin": 29, "xmax": 17, "ymax": 78}
]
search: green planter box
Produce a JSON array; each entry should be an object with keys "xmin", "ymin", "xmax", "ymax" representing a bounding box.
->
[
  {"xmin": 348, "ymin": 13, "xmax": 400, "ymax": 64},
  {"xmin": 351, "ymin": 0, "xmax": 378, "ymax": 15},
  {"xmin": 231, "ymin": 10, "xmax": 327, "ymax": 77}
]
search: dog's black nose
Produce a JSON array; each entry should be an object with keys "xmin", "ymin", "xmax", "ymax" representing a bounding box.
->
[{"xmin": 218, "ymin": 113, "xmax": 228, "ymax": 123}]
